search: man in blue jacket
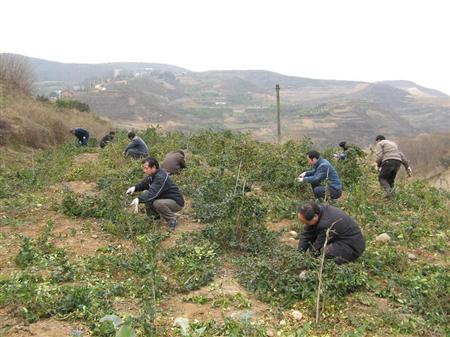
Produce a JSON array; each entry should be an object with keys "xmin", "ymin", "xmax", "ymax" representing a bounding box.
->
[
  {"xmin": 298, "ymin": 150, "xmax": 342, "ymax": 200},
  {"xmin": 123, "ymin": 131, "xmax": 149, "ymax": 159},
  {"xmin": 70, "ymin": 128, "xmax": 89, "ymax": 146},
  {"xmin": 126, "ymin": 157, "xmax": 184, "ymax": 230}
]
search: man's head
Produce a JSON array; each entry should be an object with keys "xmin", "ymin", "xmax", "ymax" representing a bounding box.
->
[
  {"xmin": 297, "ymin": 201, "xmax": 321, "ymax": 226},
  {"xmin": 306, "ymin": 150, "xmax": 321, "ymax": 165},
  {"xmin": 109, "ymin": 131, "xmax": 116, "ymax": 135},
  {"xmin": 128, "ymin": 131, "xmax": 136, "ymax": 140},
  {"xmin": 375, "ymin": 135, "xmax": 385, "ymax": 142},
  {"xmin": 70, "ymin": 128, "xmax": 75, "ymax": 134},
  {"xmin": 338, "ymin": 141, "xmax": 347, "ymax": 150},
  {"xmin": 142, "ymin": 157, "xmax": 159, "ymax": 176}
]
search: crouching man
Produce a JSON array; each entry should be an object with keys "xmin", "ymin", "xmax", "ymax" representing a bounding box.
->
[
  {"xmin": 297, "ymin": 201, "xmax": 365, "ymax": 264},
  {"xmin": 126, "ymin": 157, "xmax": 184, "ymax": 230}
]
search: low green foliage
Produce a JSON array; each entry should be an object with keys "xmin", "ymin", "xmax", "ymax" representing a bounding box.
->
[
  {"xmin": 1, "ymin": 128, "xmax": 449, "ymax": 336},
  {"xmin": 55, "ymin": 99, "xmax": 90, "ymax": 112},
  {"xmin": 165, "ymin": 234, "xmax": 220, "ymax": 292}
]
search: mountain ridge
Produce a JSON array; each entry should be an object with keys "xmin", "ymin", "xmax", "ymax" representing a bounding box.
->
[{"xmin": 5, "ymin": 53, "xmax": 449, "ymax": 146}]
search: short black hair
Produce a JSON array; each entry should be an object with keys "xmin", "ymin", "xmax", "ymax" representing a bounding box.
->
[
  {"xmin": 306, "ymin": 150, "xmax": 321, "ymax": 160},
  {"xmin": 142, "ymin": 156, "xmax": 159, "ymax": 169},
  {"xmin": 109, "ymin": 131, "xmax": 116, "ymax": 135},
  {"xmin": 338, "ymin": 141, "xmax": 347, "ymax": 149},
  {"xmin": 297, "ymin": 201, "xmax": 321, "ymax": 221},
  {"xmin": 128, "ymin": 131, "xmax": 136, "ymax": 139},
  {"xmin": 375, "ymin": 135, "xmax": 385, "ymax": 141}
]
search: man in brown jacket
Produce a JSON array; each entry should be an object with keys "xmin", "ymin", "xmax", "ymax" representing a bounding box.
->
[
  {"xmin": 374, "ymin": 135, "xmax": 412, "ymax": 198},
  {"xmin": 161, "ymin": 150, "xmax": 187, "ymax": 175}
]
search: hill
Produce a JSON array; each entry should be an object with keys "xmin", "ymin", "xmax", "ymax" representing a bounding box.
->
[
  {"xmin": 6, "ymin": 53, "xmax": 450, "ymax": 147},
  {"xmin": 0, "ymin": 84, "xmax": 111, "ymax": 150},
  {"xmin": 0, "ymin": 129, "xmax": 448, "ymax": 336}
]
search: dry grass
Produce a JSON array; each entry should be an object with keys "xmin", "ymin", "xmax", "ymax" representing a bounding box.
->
[
  {"xmin": 0, "ymin": 84, "xmax": 110, "ymax": 149},
  {"xmin": 397, "ymin": 133, "xmax": 450, "ymax": 185}
]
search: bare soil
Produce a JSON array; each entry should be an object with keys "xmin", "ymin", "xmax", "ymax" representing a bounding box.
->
[
  {"xmin": 4, "ymin": 318, "xmax": 91, "ymax": 337},
  {"xmin": 159, "ymin": 265, "xmax": 271, "ymax": 323},
  {"xmin": 266, "ymin": 219, "xmax": 299, "ymax": 248}
]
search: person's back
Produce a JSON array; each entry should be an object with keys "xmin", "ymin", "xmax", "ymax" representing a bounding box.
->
[
  {"xmin": 124, "ymin": 132, "xmax": 149, "ymax": 159},
  {"xmin": 298, "ymin": 203, "xmax": 365, "ymax": 264},
  {"xmin": 375, "ymin": 139, "xmax": 404, "ymax": 163},
  {"xmin": 317, "ymin": 205, "xmax": 365, "ymax": 253},
  {"xmin": 374, "ymin": 135, "xmax": 411, "ymax": 198},
  {"xmin": 100, "ymin": 131, "xmax": 115, "ymax": 148},
  {"xmin": 162, "ymin": 150, "xmax": 186, "ymax": 175},
  {"xmin": 71, "ymin": 128, "xmax": 89, "ymax": 146}
]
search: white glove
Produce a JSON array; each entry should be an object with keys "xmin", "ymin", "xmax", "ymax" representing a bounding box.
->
[
  {"xmin": 299, "ymin": 172, "xmax": 306, "ymax": 178},
  {"xmin": 297, "ymin": 177, "xmax": 304, "ymax": 183},
  {"xmin": 126, "ymin": 186, "xmax": 135, "ymax": 195},
  {"xmin": 130, "ymin": 198, "xmax": 139, "ymax": 213},
  {"xmin": 407, "ymin": 167, "xmax": 412, "ymax": 177}
]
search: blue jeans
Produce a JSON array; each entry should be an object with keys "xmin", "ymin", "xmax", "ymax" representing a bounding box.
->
[
  {"xmin": 311, "ymin": 184, "xmax": 342, "ymax": 200},
  {"xmin": 126, "ymin": 148, "xmax": 147, "ymax": 159}
]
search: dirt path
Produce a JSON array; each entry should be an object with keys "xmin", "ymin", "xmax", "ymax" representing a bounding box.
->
[{"xmin": 267, "ymin": 218, "xmax": 299, "ymax": 248}]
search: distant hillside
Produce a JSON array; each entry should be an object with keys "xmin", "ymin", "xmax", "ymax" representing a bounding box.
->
[
  {"xmin": 0, "ymin": 83, "xmax": 110, "ymax": 149},
  {"xmin": 380, "ymin": 80, "xmax": 448, "ymax": 98},
  {"xmin": 8, "ymin": 53, "xmax": 449, "ymax": 147},
  {"xmin": 22, "ymin": 55, "xmax": 188, "ymax": 84}
]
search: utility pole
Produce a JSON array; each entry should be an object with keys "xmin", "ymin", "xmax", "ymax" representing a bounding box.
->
[{"xmin": 276, "ymin": 84, "xmax": 281, "ymax": 143}]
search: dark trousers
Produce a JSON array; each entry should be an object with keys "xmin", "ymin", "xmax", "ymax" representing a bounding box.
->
[
  {"xmin": 324, "ymin": 242, "xmax": 362, "ymax": 265},
  {"xmin": 78, "ymin": 136, "xmax": 89, "ymax": 146},
  {"xmin": 126, "ymin": 148, "xmax": 147, "ymax": 159},
  {"xmin": 379, "ymin": 159, "xmax": 401, "ymax": 196},
  {"xmin": 311, "ymin": 183, "xmax": 342, "ymax": 200}
]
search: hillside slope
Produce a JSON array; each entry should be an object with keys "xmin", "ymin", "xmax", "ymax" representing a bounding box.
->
[
  {"xmin": 0, "ymin": 129, "xmax": 448, "ymax": 336},
  {"xmin": 0, "ymin": 84, "xmax": 111, "ymax": 149}
]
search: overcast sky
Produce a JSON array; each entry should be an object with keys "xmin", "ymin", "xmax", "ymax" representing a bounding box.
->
[{"xmin": 1, "ymin": 0, "xmax": 449, "ymax": 94}]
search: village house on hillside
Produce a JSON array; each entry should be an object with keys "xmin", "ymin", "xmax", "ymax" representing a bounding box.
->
[{"xmin": 61, "ymin": 90, "xmax": 74, "ymax": 98}]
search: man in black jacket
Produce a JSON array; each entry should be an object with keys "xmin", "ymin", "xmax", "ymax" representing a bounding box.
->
[
  {"xmin": 297, "ymin": 201, "xmax": 365, "ymax": 264},
  {"xmin": 126, "ymin": 157, "xmax": 184, "ymax": 230},
  {"xmin": 99, "ymin": 131, "xmax": 115, "ymax": 148}
]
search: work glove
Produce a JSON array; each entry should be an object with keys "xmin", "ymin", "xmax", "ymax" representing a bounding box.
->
[
  {"xmin": 126, "ymin": 186, "xmax": 135, "ymax": 195},
  {"xmin": 299, "ymin": 172, "xmax": 306, "ymax": 178},
  {"xmin": 130, "ymin": 198, "xmax": 139, "ymax": 213},
  {"xmin": 297, "ymin": 177, "xmax": 304, "ymax": 183},
  {"xmin": 407, "ymin": 167, "xmax": 412, "ymax": 177}
]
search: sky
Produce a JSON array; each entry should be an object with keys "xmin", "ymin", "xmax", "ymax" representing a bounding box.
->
[{"xmin": 1, "ymin": 0, "xmax": 449, "ymax": 94}]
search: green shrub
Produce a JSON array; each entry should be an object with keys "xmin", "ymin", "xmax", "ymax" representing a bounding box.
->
[{"xmin": 55, "ymin": 99, "xmax": 90, "ymax": 112}]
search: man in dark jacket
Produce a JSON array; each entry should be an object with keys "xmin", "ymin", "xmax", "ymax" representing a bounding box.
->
[
  {"xmin": 297, "ymin": 201, "xmax": 365, "ymax": 264},
  {"xmin": 99, "ymin": 131, "xmax": 115, "ymax": 148},
  {"xmin": 162, "ymin": 150, "xmax": 187, "ymax": 175},
  {"xmin": 374, "ymin": 135, "xmax": 412, "ymax": 199},
  {"xmin": 124, "ymin": 131, "xmax": 149, "ymax": 159},
  {"xmin": 126, "ymin": 157, "xmax": 184, "ymax": 230},
  {"xmin": 298, "ymin": 150, "xmax": 343, "ymax": 200},
  {"xmin": 70, "ymin": 128, "xmax": 89, "ymax": 146}
]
